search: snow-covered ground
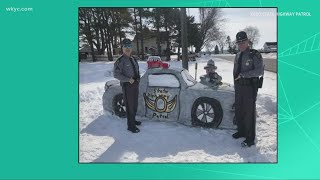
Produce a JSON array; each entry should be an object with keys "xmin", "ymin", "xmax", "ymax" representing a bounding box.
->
[
  {"xmin": 261, "ymin": 53, "xmax": 277, "ymax": 59},
  {"xmin": 79, "ymin": 56, "xmax": 277, "ymax": 163}
]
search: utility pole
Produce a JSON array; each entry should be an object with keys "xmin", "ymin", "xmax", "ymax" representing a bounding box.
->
[
  {"xmin": 181, "ymin": 8, "xmax": 188, "ymax": 70},
  {"xmin": 134, "ymin": 8, "xmax": 140, "ymax": 56},
  {"xmin": 139, "ymin": 8, "xmax": 145, "ymax": 60}
]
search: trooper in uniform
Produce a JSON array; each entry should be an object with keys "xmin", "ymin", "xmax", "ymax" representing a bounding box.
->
[
  {"xmin": 113, "ymin": 39, "xmax": 141, "ymax": 133},
  {"xmin": 232, "ymin": 31, "xmax": 264, "ymax": 147},
  {"xmin": 200, "ymin": 59, "xmax": 222, "ymax": 87}
]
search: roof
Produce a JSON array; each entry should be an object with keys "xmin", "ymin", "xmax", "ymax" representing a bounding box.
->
[{"xmin": 79, "ymin": 45, "xmax": 98, "ymax": 53}]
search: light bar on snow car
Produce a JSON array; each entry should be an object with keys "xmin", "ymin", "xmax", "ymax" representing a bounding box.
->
[{"xmin": 147, "ymin": 60, "xmax": 170, "ymax": 69}]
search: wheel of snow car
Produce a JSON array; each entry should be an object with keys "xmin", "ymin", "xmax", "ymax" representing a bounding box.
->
[
  {"xmin": 191, "ymin": 97, "xmax": 223, "ymax": 128},
  {"xmin": 112, "ymin": 94, "xmax": 127, "ymax": 118}
]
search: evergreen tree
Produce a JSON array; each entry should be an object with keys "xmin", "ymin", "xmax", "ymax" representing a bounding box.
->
[{"xmin": 214, "ymin": 45, "xmax": 219, "ymax": 54}]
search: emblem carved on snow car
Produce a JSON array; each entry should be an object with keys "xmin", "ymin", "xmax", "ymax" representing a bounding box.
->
[{"xmin": 143, "ymin": 93, "xmax": 177, "ymax": 113}]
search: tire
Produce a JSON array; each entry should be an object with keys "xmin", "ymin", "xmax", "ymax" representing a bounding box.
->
[
  {"xmin": 191, "ymin": 97, "xmax": 223, "ymax": 128},
  {"xmin": 112, "ymin": 94, "xmax": 127, "ymax": 118}
]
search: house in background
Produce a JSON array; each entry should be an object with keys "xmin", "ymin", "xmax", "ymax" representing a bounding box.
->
[
  {"xmin": 131, "ymin": 30, "xmax": 173, "ymax": 56},
  {"xmin": 263, "ymin": 42, "xmax": 277, "ymax": 53},
  {"xmin": 79, "ymin": 44, "xmax": 98, "ymax": 60},
  {"xmin": 113, "ymin": 47, "xmax": 122, "ymax": 55}
]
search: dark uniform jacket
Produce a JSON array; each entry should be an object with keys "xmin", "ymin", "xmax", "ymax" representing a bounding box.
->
[
  {"xmin": 233, "ymin": 48, "xmax": 264, "ymax": 79},
  {"xmin": 113, "ymin": 55, "xmax": 140, "ymax": 85}
]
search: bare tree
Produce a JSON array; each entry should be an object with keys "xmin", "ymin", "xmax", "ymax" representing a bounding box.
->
[
  {"xmin": 226, "ymin": 35, "xmax": 232, "ymax": 53},
  {"xmin": 243, "ymin": 26, "xmax": 261, "ymax": 48},
  {"xmin": 79, "ymin": 8, "xmax": 97, "ymax": 61},
  {"xmin": 205, "ymin": 42, "xmax": 215, "ymax": 55},
  {"xmin": 79, "ymin": 8, "xmax": 134, "ymax": 61},
  {"xmin": 198, "ymin": 8, "xmax": 224, "ymax": 51},
  {"xmin": 216, "ymin": 33, "xmax": 226, "ymax": 54}
]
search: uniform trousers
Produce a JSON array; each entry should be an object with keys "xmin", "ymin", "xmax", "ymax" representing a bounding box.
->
[
  {"xmin": 122, "ymin": 81, "xmax": 139, "ymax": 129},
  {"xmin": 234, "ymin": 82, "xmax": 258, "ymax": 142}
]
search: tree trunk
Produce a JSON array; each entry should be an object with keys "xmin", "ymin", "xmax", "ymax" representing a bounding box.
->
[
  {"xmin": 157, "ymin": 31, "xmax": 161, "ymax": 56},
  {"xmin": 101, "ymin": 12, "xmax": 110, "ymax": 56},
  {"xmin": 155, "ymin": 10, "xmax": 161, "ymax": 56},
  {"xmin": 181, "ymin": 8, "xmax": 188, "ymax": 70},
  {"xmin": 117, "ymin": 26, "xmax": 121, "ymax": 55},
  {"xmin": 92, "ymin": 9, "xmax": 102, "ymax": 55},
  {"xmin": 107, "ymin": 30, "xmax": 113, "ymax": 61},
  {"xmin": 177, "ymin": 45, "xmax": 180, "ymax": 61},
  {"xmin": 134, "ymin": 8, "xmax": 139, "ymax": 56},
  {"xmin": 165, "ymin": 26, "xmax": 170, "ymax": 61},
  {"xmin": 139, "ymin": 9, "xmax": 144, "ymax": 60},
  {"xmin": 103, "ymin": 10, "xmax": 115, "ymax": 57},
  {"xmin": 104, "ymin": 11, "xmax": 113, "ymax": 61},
  {"xmin": 99, "ymin": 28, "xmax": 106, "ymax": 55},
  {"xmin": 85, "ymin": 10, "xmax": 96, "ymax": 62},
  {"xmin": 98, "ymin": 11, "xmax": 106, "ymax": 55}
]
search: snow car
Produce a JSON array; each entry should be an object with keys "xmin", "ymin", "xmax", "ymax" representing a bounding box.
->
[{"xmin": 103, "ymin": 60, "xmax": 235, "ymax": 128}]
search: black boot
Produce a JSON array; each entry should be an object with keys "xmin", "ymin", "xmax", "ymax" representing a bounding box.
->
[
  {"xmin": 241, "ymin": 139, "xmax": 255, "ymax": 147},
  {"xmin": 232, "ymin": 132, "xmax": 244, "ymax": 139},
  {"xmin": 127, "ymin": 126, "xmax": 140, "ymax": 133},
  {"xmin": 135, "ymin": 120, "xmax": 142, "ymax": 126}
]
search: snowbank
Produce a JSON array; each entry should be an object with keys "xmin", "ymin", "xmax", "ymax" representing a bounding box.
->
[{"xmin": 79, "ymin": 56, "xmax": 277, "ymax": 163}]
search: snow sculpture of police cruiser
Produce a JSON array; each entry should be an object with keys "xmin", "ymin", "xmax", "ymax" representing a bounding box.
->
[{"xmin": 103, "ymin": 58, "xmax": 235, "ymax": 128}]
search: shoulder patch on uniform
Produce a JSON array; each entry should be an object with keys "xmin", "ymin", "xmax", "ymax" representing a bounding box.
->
[
  {"xmin": 114, "ymin": 55, "xmax": 123, "ymax": 64},
  {"xmin": 250, "ymin": 49, "xmax": 262, "ymax": 59},
  {"xmin": 115, "ymin": 55, "xmax": 124, "ymax": 62}
]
